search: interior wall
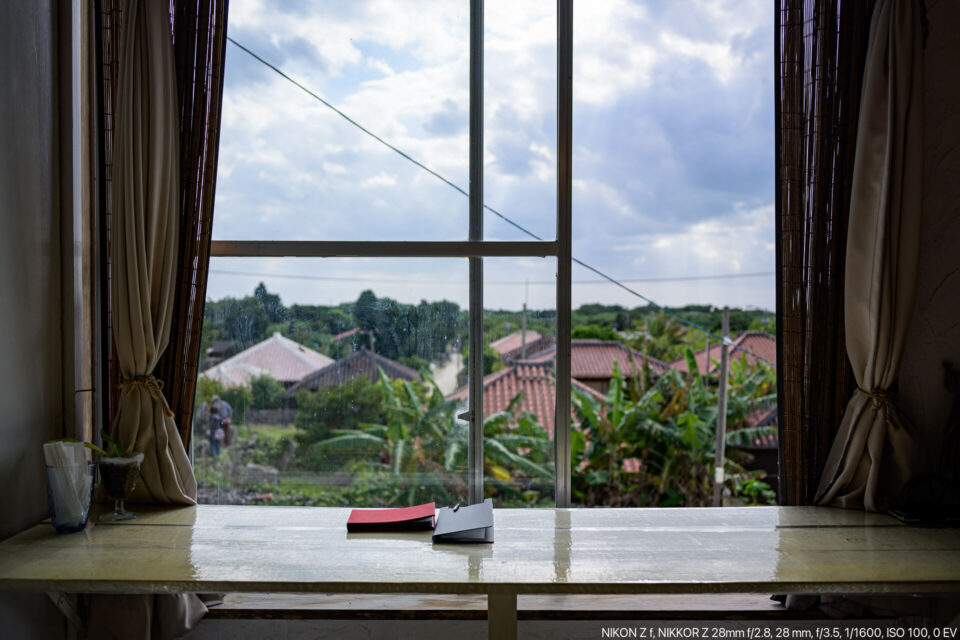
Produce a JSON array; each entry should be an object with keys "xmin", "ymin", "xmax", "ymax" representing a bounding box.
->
[
  {"xmin": 0, "ymin": 1, "xmax": 68, "ymax": 639},
  {"xmin": 899, "ymin": 0, "xmax": 960, "ymax": 475}
]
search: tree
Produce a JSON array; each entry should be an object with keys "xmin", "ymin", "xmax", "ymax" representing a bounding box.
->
[
  {"xmin": 463, "ymin": 344, "xmax": 503, "ymax": 376},
  {"xmin": 254, "ymin": 282, "xmax": 286, "ymax": 324},
  {"xmin": 354, "ymin": 290, "xmax": 378, "ymax": 351},
  {"xmin": 571, "ymin": 323, "xmax": 620, "ymax": 341},
  {"xmin": 631, "ymin": 311, "xmax": 686, "ymax": 361},
  {"xmin": 399, "ymin": 354, "xmax": 431, "ymax": 372},
  {"xmin": 195, "ymin": 375, "xmax": 225, "ymax": 405},
  {"xmin": 294, "ymin": 375, "xmax": 385, "ymax": 448},
  {"xmin": 250, "ymin": 373, "xmax": 285, "ymax": 410}
]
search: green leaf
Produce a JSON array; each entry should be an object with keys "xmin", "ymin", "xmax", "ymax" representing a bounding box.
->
[
  {"xmin": 313, "ymin": 433, "xmax": 385, "ymax": 455},
  {"xmin": 482, "ymin": 412, "xmax": 512, "ymax": 437},
  {"xmin": 504, "ymin": 390, "xmax": 526, "ymax": 414},
  {"xmin": 585, "ymin": 470, "xmax": 608, "ymax": 486},
  {"xmin": 570, "ymin": 428, "xmax": 586, "ymax": 462},
  {"xmin": 492, "ymin": 434, "xmax": 551, "ymax": 450},
  {"xmin": 443, "ymin": 440, "xmax": 465, "ymax": 472},
  {"xmin": 682, "ymin": 346, "xmax": 699, "ymax": 377},
  {"xmin": 725, "ymin": 425, "xmax": 777, "ymax": 447},
  {"xmin": 484, "ymin": 438, "xmax": 552, "ymax": 479},
  {"xmin": 392, "ymin": 439, "xmax": 410, "ymax": 475},
  {"xmin": 83, "ymin": 442, "xmax": 109, "ymax": 457}
]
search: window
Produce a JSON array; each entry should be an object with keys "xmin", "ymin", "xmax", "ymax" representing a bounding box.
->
[
  {"xmin": 196, "ymin": 0, "xmax": 573, "ymax": 508},
  {"xmin": 197, "ymin": 1, "xmax": 777, "ymax": 510}
]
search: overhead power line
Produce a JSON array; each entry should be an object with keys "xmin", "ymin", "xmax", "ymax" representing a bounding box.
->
[{"xmin": 224, "ymin": 38, "xmax": 775, "ymax": 368}]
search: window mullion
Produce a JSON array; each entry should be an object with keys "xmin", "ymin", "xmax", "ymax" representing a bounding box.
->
[
  {"xmin": 554, "ymin": 0, "xmax": 573, "ymax": 509},
  {"xmin": 467, "ymin": 0, "xmax": 485, "ymax": 505}
]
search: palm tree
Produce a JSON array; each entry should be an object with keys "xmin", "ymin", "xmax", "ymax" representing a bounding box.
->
[{"xmin": 632, "ymin": 311, "xmax": 686, "ymax": 361}]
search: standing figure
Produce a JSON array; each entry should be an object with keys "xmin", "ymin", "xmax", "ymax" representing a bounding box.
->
[
  {"xmin": 209, "ymin": 404, "xmax": 224, "ymax": 459},
  {"xmin": 211, "ymin": 395, "xmax": 234, "ymax": 446}
]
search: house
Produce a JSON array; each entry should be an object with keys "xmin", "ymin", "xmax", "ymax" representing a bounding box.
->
[
  {"xmin": 498, "ymin": 333, "xmax": 556, "ymax": 364},
  {"xmin": 447, "ymin": 362, "xmax": 605, "ymax": 437},
  {"xmin": 199, "ymin": 339, "xmax": 239, "ymax": 370},
  {"xmin": 526, "ymin": 339, "xmax": 673, "ymax": 395},
  {"xmin": 199, "ymin": 332, "xmax": 334, "ymax": 388},
  {"xmin": 284, "ymin": 348, "xmax": 420, "ymax": 398},
  {"xmin": 489, "ymin": 330, "xmax": 541, "ymax": 360},
  {"xmin": 669, "ymin": 331, "xmax": 777, "ymax": 375}
]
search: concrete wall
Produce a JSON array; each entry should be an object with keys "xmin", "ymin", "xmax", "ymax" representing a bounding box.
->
[
  {"xmin": 0, "ymin": 2, "xmax": 68, "ymax": 639},
  {"xmin": 899, "ymin": 0, "xmax": 960, "ymax": 471}
]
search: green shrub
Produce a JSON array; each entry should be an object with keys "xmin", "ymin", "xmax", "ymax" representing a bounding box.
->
[
  {"xmin": 250, "ymin": 373, "xmax": 285, "ymax": 409},
  {"xmin": 221, "ymin": 385, "xmax": 252, "ymax": 424},
  {"xmin": 571, "ymin": 323, "xmax": 620, "ymax": 341},
  {"xmin": 294, "ymin": 375, "xmax": 385, "ymax": 447}
]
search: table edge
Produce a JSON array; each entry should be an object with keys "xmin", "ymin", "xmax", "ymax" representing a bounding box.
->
[{"xmin": 3, "ymin": 579, "xmax": 959, "ymax": 596}]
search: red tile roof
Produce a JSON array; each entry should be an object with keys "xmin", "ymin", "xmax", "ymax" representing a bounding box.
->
[
  {"xmin": 200, "ymin": 332, "xmax": 334, "ymax": 386},
  {"xmin": 447, "ymin": 362, "xmax": 604, "ymax": 438},
  {"xmin": 527, "ymin": 340, "xmax": 673, "ymax": 378},
  {"xmin": 500, "ymin": 334, "xmax": 556, "ymax": 363},
  {"xmin": 670, "ymin": 331, "xmax": 777, "ymax": 375},
  {"xmin": 285, "ymin": 348, "xmax": 420, "ymax": 397},
  {"xmin": 489, "ymin": 330, "xmax": 541, "ymax": 355},
  {"xmin": 734, "ymin": 407, "xmax": 778, "ymax": 449}
]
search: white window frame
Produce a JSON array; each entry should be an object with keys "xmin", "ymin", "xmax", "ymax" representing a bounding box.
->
[{"xmin": 210, "ymin": 0, "xmax": 574, "ymax": 507}]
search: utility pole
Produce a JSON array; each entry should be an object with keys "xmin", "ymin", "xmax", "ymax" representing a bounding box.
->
[
  {"xmin": 520, "ymin": 279, "xmax": 528, "ymax": 359},
  {"xmin": 712, "ymin": 306, "xmax": 730, "ymax": 507},
  {"xmin": 703, "ymin": 337, "xmax": 710, "ymax": 388},
  {"xmin": 521, "ymin": 303, "xmax": 527, "ymax": 359}
]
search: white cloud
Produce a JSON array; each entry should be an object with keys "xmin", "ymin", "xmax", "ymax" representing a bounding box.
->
[
  {"xmin": 612, "ymin": 204, "xmax": 775, "ymax": 275},
  {"xmin": 211, "ymin": 0, "xmax": 775, "ymax": 310},
  {"xmin": 361, "ymin": 172, "xmax": 397, "ymax": 188}
]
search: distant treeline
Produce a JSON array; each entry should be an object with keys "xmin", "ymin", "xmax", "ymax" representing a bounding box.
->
[{"xmin": 201, "ymin": 284, "xmax": 775, "ymax": 367}]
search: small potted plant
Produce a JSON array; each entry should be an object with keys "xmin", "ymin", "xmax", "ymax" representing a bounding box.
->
[{"xmin": 88, "ymin": 430, "xmax": 144, "ymax": 522}]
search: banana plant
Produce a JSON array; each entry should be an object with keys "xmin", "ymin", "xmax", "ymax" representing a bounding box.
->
[
  {"xmin": 314, "ymin": 367, "xmax": 552, "ymax": 505},
  {"xmin": 571, "ymin": 350, "xmax": 777, "ymax": 507}
]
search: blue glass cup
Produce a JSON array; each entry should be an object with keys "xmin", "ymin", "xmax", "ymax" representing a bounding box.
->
[{"xmin": 45, "ymin": 462, "xmax": 95, "ymax": 534}]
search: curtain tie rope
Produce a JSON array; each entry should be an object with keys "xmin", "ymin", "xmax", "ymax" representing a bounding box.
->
[
  {"xmin": 117, "ymin": 375, "xmax": 175, "ymax": 417},
  {"xmin": 857, "ymin": 386, "xmax": 901, "ymax": 431}
]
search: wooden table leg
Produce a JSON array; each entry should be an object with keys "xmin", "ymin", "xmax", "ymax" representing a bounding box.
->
[{"xmin": 488, "ymin": 592, "xmax": 517, "ymax": 640}]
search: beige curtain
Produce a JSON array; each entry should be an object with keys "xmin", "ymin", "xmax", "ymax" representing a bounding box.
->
[
  {"xmin": 111, "ymin": 0, "xmax": 196, "ymax": 506},
  {"xmin": 815, "ymin": 0, "xmax": 924, "ymax": 512},
  {"xmin": 91, "ymin": 0, "xmax": 207, "ymax": 637}
]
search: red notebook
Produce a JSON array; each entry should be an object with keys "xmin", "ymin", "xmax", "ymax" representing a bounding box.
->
[{"xmin": 347, "ymin": 502, "xmax": 436, "ymax": 532}]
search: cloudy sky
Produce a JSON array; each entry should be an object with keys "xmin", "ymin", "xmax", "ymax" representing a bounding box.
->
[{"xmin": 208, "ymin": 0, "xmax": 774, "ymax": 312}]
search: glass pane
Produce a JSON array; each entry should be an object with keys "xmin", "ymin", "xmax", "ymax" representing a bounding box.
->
[
  {"xmin": 477, "ymin": 257, "xmax": 556, "ymax": 506},
  {"xmin": 570, "ymin": 2, "xmax": 776, "ymax": 507},
  {"xmin": 195, "ymin": 258, "xmax": 469, "ymax": 507},
  {"xmin": 215, "ymin": 1, "xmax": 469, "ymax": 241},
  {"xmin": 483, "ymin": 1, "xmax": 556, "ymax": 241}
]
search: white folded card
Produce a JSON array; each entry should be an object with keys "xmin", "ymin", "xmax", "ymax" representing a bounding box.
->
[{"xmin": 432, "ymin": 498, "xmax": 494, "ymax": 543}]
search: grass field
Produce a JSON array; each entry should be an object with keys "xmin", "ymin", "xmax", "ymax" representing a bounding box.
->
[{"xmin": 237, "ymin": 423, "xmax": 298, "ymax": 443}]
